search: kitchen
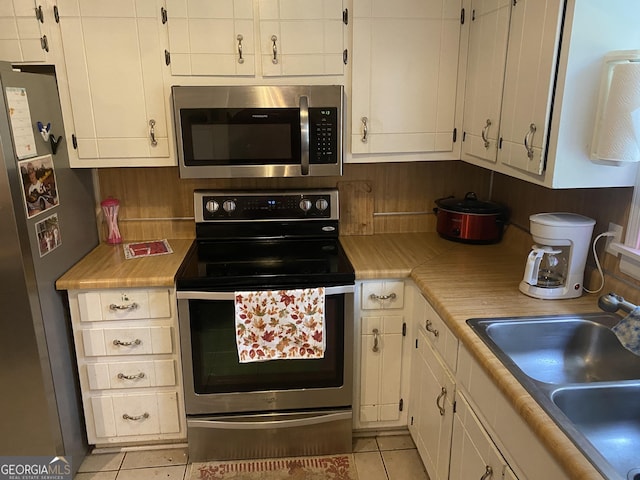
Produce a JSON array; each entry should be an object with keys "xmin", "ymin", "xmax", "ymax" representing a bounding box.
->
[{"xmin": 1, "ymin": 1, "xmax": 640, "ymax": 480}]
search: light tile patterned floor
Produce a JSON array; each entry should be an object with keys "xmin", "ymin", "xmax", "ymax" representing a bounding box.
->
[{"xmin": 74, "ymin": 435, "xmax": 429, "ymax": 480}]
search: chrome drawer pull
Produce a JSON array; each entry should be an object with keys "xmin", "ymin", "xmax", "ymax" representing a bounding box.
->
[
  {"xmin": 149, "ymin": 119, "xmax": 157, "ymax": 146},
  {"xmin": 237, "ymin": 34, "xmax": 244, "ymax": 64},
  {"xmin": 481, "ymin": 118, "xmax": 492, "ymax": 148},
  {"xmin": 113, "ymin": 339, "xmax": 141, "ymax": 347},
  {"xmin": 436, "ymin": 386, "xmax": 447, "ymax": 416},
  {"xmin": 480, "ymin": 465, "xmax": 493, "ymax": 480},
  {"xmin": 122, "ymin": 412, "xmax": 149, "ymax": 421},
  {"xmin": 425, "ymin": 319, "xmax": 439, "ymax": 338},
  {"xmin": 117, "ymin": 372, "xmax": 145, "ymax": 380},
  {"xmin": 271, "ymin": 35, "xmax": 278, "ymax": 64},
  {"xmin": 361, "ymin": 116, "xmax": 368, "ymax": 143},
  {"xmin": 369, "ymin": 292, "xmax": 396, "ymax": 302},
  {"xmin": 524, "ymin": 123, "xmax": 536, "ymax": 160},
  {"xmin": 109, "ymin": 302, "xmax": 139, "ymax": 312},
  {"xmin": 372, "ymin": 328, "xmax": 380, "ymax": 352}
]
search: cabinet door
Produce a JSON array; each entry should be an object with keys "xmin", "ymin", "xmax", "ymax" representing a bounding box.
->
[
  {"xmin": 352, "ymin": 0, "xmax": 462, "ymax": 155},
  {"xmin": 461, "ymin": 0, "xmax": 511, "ymax": 164},
  {"xmin": 57, "ymin": 0, "xmax": 171, "ymax": 164},
  {"xmin": 165, "ymin": 0, "xmax": 255, "ymax": 76},
  {"xmin": 0, "ymin": 0, "xmax": 52, "ymax": 63},
  {"xmin": 450, "ymin": 392, "xmax": 517, "ymax": 480},
  {"xmin": 360, "ymin": 315, "xmax": 404, "ymax": 423},
  {"xmin": 409, "ymin": 328, "xmax": 455, "ymax": 480},
  {"xmin": 496, "ymin": 0, "xmax": 563, "ymax": 175},
  {"xmin": 258, "ymin": 0, "xmax": 344, "ymax": 77}
]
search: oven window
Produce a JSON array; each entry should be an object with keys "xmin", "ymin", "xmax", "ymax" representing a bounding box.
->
[
  {"xmin": 181, "ymin": 108, "xmax": 300, "ymax": 166},
  {"xmin": 187, "ymin": 295, "xmax": 345, "ymax": 394}
]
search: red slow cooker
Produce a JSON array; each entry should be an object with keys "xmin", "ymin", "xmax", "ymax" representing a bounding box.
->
[{"xmin": 434, "ymin": 192, "xmax": 508, "ymax": 244}]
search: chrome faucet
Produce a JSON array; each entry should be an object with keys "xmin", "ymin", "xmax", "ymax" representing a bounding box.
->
[{"xmin": 598, "ymin": 293, "xmax": 638, "ymax": 314}]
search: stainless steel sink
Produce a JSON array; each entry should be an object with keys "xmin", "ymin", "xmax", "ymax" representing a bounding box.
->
[
  {"xmin": 552, "ymin": 384, "xmax": 640, "ymax": 480},
  {"xmin": 477, "ymin": 315, "xmax": 640, "ymax": 384},
  {"xmin": 468, "ymin": 314, "xmax": 640, "ymax": 480}
]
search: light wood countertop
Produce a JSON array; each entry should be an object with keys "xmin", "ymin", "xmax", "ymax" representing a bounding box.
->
[
  {"xmin": 56, "ymin": 238, "xmax": 194, "ymax": 290},
  {"xmin": 342, "ymin": 232, "xmax": 606, "ymax": 480}
]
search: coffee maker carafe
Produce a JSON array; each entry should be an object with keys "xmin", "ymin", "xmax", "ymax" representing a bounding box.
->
[{"xmin": 519, "ymin": 213, "xmax": 595, "ymax": 299}]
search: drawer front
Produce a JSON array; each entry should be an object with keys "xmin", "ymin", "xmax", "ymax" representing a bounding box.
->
[
  {"xmin": 90, "ymin": 391, "xmax": 181, "ymax": 438},
  {"xmin": 78, "ymin": 289, "xmax": 171, "ymax": 322},
  {"xmin": 86, "ymin": 359, "xmax": 176, "ymax": 390},
  {"xmin": 361, "ymin": 281, "xmax": 404, "ymax": 310},
  {"xmin": 422, "ymin": 300, "xmax": 458, "ymax": 373},
  {"xmin": 82, "ymin": 326, "xmax": 173, "ymax": 356}
]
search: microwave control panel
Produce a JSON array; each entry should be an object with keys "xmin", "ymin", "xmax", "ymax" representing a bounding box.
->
[{"xmin": 309, "ymin": 108, "xmax": 338, "ymax": 164}]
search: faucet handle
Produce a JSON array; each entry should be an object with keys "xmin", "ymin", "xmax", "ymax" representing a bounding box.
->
[{"xmin": 598, "ymin": 293, "xmax": 637, "ymax": 314}]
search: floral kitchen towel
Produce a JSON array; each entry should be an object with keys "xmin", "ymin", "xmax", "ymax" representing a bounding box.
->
[
  {"xmin": 234, "ymin": 288, "xmax": 325, "ymax": 362},
  {"xmin": 612, "ymin": 306, "xmax": 640, "ymax": 356}
]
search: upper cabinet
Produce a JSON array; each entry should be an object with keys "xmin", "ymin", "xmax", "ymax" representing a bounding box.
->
[
  {"xmin": 0, "ymin": 0, "xmax": 55, "ymax": 64},
  {"xmin": 350, "ymin": 0, "xmax": 464, "ymax": 161},
  {"xmin": 461, "ymin": 0, "xmax": 640, "ymax": 188},
  {"xmin": 460, "ymin": 0, "xmax": 511, "ymax": 165},
  {"xmin": 164, "ymin": 0, "xmax": 346, "ymax": 78},
  {"xmin": 56, "ymin": 0, "xmax": 173, "ymax": 167}
]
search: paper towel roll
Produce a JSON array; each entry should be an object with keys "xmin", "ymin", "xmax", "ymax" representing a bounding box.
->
[{"xmin": 593, "ymin": 61, "xmax": 640, "ymax": 162}]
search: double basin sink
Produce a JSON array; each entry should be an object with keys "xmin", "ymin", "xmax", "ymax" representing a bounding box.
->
[{"xmin": 468, "ymin": 313, "xmax": 640, "ymax": 480}]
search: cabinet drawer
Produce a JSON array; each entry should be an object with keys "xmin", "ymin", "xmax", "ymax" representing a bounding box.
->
[
  {"xmin": 82, "ymin": 326, "xmax": 173, "ymax": 357},
  {"xmin": 416, "ymin": 294, "xmax": 458, "ymax": 373},
  {"xmin": 361, "ymin": 281, "xmax": 404, "ymax": 310},
  {"xmin": 90, "ymin": 391, "xmax": 181, "ymax": 438},
  {"xmin": 86, "ymin": 359, "xmax": 176, "ymax": 390},
  {"xmin": 78, "ymin": 289, "xmax": 171, "ymax": 322}
]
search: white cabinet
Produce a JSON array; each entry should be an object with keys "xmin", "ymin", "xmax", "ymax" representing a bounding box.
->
[
  {"xmin": 450, "ymin": 392, "xmax": 518, "ymax": 480},
  {"xmin": 0, "ymin": 0, "xmax": 54, "ymax": 63},
  {"xmin": 56, "ymin": 0, "xmax": 173, "ymax": 167},
  {"xmin": 460, "ymin": 0, "xmax": 511, "ymax": 165},
  {"xmin": 351, "ymin": 0, "xmax": 464, "ymax": 160},
  {"xmin": 355, "ymin": 280, "xmax": 409, "ymax": 429},
  {"xmin": 67, "ymin": 286, "xmax": 186, "ymax": 446},
  {"xmin": 461, "ymin": 0, "xmax": 640, "ymax": 188},
  {"xmin": 456, "ymin": 344, "xmax": 569, "ymax": 479},
  {"xmin": 164, "ymin": 0, "xmax": 345, "ymax": 77},
  {"xmin": 407, "ymin": 286, "xmax": 457, "ymax": 480}
]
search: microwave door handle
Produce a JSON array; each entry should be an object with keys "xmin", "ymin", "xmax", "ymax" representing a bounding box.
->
[{"xmin": 300, "ymin": 95, "xmax": 310, "ymax": 175}]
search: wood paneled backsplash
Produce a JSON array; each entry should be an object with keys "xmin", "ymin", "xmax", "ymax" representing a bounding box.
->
[
  {"xmin": 96, "ymin": 161, "xmax": 492, "ymax": 240},
  {"xmin": 96, "ymin": 161, "xmax": 639, "ymax": 301}
]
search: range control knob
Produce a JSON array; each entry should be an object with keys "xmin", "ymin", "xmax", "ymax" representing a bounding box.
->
[
  {"xmin": 315, "ymin": 198, "xmax": 329, "ymax": 211},
  {"xmin": 222, "ymin": 200, "xmax": 237, "ymax": 213},
  {"xmin": 299, "ymin": 199, "xmax": 313, "ymax": 212},
  {"xmin": 205, "ymin": 200, "xmax": 219, "ymax": 213}
]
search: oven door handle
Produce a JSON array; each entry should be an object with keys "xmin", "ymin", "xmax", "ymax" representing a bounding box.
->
[
  {"xmin": 187, "ymin": 411, "xmax": 351, "ymax": 430},
  {"xmin": 177, "ymin": 285, "xmax": 354, "ymax": 300}
]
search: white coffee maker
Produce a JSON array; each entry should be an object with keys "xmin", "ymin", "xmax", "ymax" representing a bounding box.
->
[{"xmin": 519, "ymin": 213, "xmax": 596, "ymax": 300}]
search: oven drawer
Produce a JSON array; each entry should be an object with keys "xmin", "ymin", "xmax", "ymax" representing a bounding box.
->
[
  {"xmin": 81, "ymin": 326, "xmax": 173, "ymax": 356},
  {"xmin": 361, "ymin": 281, "xmax": 404, "ymax": 310},
  {"xmin": 187, "ymin": 409, "xmax": 352, "ymax": 462},
  {"xmin": 78, "ymin": 288, "xmax": 171, "ymax": 322},
  {"xmin": 89, "ymin": 391, "xmax": 181, "ymax": 439},
  {"xmin": 86, "ymin": 359, "xmax": 176, "ymax": 390}
]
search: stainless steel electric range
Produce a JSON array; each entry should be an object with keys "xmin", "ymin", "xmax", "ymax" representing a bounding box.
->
[{"xmin": 176, "ymin": 188, "xmax": 355, "ymax": 461}]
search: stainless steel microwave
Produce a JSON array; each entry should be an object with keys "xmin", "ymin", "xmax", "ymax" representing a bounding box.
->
[{"xmin": 172, "ymin": 85, "xmax": 344, "ymax": 179}]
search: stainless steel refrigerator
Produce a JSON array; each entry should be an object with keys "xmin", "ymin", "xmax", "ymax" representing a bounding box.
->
[{"xmin": 0, "ymin": 62, "xmax": 98, "ymax": 472}]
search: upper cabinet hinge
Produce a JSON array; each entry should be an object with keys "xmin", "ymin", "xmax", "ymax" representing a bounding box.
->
[
  {"xmin": 513, "ymin": 0, "xmax": 518, "ymax": 5},
  {"xmin": 410, "ymin": 415, "xmax": 414, "ymax": 426},
  {"xmin": 460, "ymin": 8, "xmax": 465, "ymax": 25},
  {"xmin": 463, "ymin": 131, "xmax": 467, "ymax": 142},
  {"xmin": 53, "ymin": 5, "xmax": 59, "ymax": 22},
  {"xmin": 399, "ymin": 398, "xmax": 404, "ymax": 412},
  {"xmin": 343, "ymin": 8, "xmax": 348, "ymax": 25},
  {"xmin": 499, "ymin": 137, "xmax": 503, "ymax": 149},
  {"xmin": 402, "ymin": 322, "xmax": 407, "ymax": 336},
  {"xmin": 165, "ymin": 50, "xmax": 171, "ymax": 66},
  {"xmin": 35, "ymin": 5, "xmax": 44, "ymax": 23},
  {"xmin": 453, "ymin": 128, "xmax": 458, "ymax": 143},
  {"xmin": 343, "ymin": 49, "xmax": 348, "ymax": 65},
  {"xmin": 472, "ymin": 9, "xmax": 476, "ymax": 21},
  {"xmin": 71, "ymin": 134, "xmax": 78, "ymax": 149},
  {"xmin": 453, "ymin": 400, "xmax": 457, "ymax": 414},
  {"xmin": 161, "ymin": 7, "xmax": 168, "ymax": 24},
  {"xmin": 415, "ymin": 338, "xmax": 418, "ymax": 349}
]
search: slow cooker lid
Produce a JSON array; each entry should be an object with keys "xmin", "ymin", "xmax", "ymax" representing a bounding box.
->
[{"xmin": 436, "ymin": 192, "xmax": 505, "ymax": 215}]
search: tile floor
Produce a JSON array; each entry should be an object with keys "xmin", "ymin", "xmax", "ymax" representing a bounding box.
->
[{"xmin": 74, "ymin": 434, "xmax": 429, "ymax": 480}]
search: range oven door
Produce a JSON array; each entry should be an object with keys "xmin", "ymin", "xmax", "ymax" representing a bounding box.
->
[{"xmin": 176, "ymin": 286, "xmax": 354, "ymax": 416}]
